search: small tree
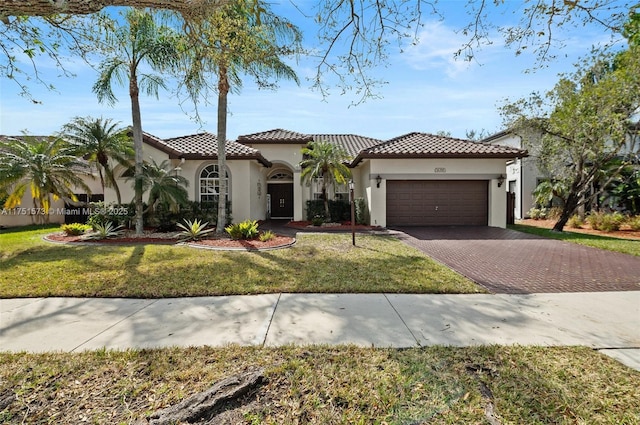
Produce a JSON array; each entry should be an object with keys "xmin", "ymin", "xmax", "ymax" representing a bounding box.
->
[
  {"xmin": 502, "ymin": 43, "xmax": 640, "ymax": 231},
  {"xmin": 299, "ymin": 140, "xmax": 352, "ymax": 220},
  {"xmin": 60, "ymin": 116, "xmax": 133, "ymax": 205},
  {"xmin": 126, "ymin": 158, "xmax": 189, "ymax": 222}
]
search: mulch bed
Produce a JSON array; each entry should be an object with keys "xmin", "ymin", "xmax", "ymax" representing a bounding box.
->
[
  {"xmin": 45, "ymin": 232, "xmax": 295, "ymax": 250},
  {"xmin": 188, "ymin": 235, "xmax": 294, "ymax": 250},
  {"xmin": 286, "ymin": 221, "xmax": 382, "ymax": 231},
  {"xmin": 518, "ymin": 219, "xmax": 640, "ymax": 240}
]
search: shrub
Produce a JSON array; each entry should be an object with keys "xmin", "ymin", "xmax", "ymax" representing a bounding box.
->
[
  {"xmin": 547, "ymin": 207, "xmax": 563, "ymax": 220},
  {"xmin": 600, "ymin": 212, "xmax": 625, "ymax": 232},
  {"xmin": 528, "ymin": 207, "xmax": 548, "ymax": 220},
  {"xmin": 354, "ymin": 197, "xmax": 369, "ymax": 225},
  {"xmin": 587, "ymin": 211, "xmax": 625, "ymax": 232},
  {"xmin": 86, "ymin": 202, "xmax": 135, "ymax": 229},
  {"xmin": 628, "ymin": 215, "xmax": 640, "ymax": 231},
  {"xmin": 225, "ymin": 220, "xmax": 259, "ymax": 240},
  {"xmin": 567, "ymin": 215, "xmax": 584, "ymax": 229},
  {"xmin": 60, "ymin": 223, "xmax": 92, "ymax": 236},
  {"xmin": 176, "ymin": 218, "xmax": 215, "ymax": 241},
  {"xmin": 305, "ymin": 200, "xmax": 350, "ymax": 222},
  {"xmin": 143, "ymin": 201, "xmax": 232, "ymax": 232},
  {"xmin": 586, "ymin": 212, "xmax": 601, "ymax": 230},
  {"xmin": 259, "ymin": 230, "xmax": 276, "ymax": 242},
  {"xmin": 311, "ymin": 215, "xmax": 325, "ymax": 226},
  {"xmin": 89, "ymin": 221, "xmax": 124, "ymax": 240}
]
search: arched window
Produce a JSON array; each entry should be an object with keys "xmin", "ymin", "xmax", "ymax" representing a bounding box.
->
[
  {"xmin": 268, "ymin": 170, "xmax": 293, "ymax": 181},
  {"xmin": 199, "ymin": 164, "xmax": 229, "ymax": 203}
]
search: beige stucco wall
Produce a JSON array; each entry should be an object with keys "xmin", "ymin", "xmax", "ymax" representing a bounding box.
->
[
  {"xmin": 487, "ymin": 132, "xmax": 542, "ymax": 219},
  {"xmin": 244, "ymin": 144, "xmax": 306, "ymax": 221},
  {"xmin": 104, "ymin": 143, "xmax": 271, "ymax": 224},
  {"xmin": 1, "ymin": 194, "xmax": 67, "ymax": 226},
  {"xmin": 366, "ymin": 158, "xmax": 510, "ymax": 228},
  {"xmin": 1, "ymin": 173, "xmax": 103, "ymax": 227},
  {"xmin": 250, "ymin": 162, "xmax": 268, "ymax": 221}
]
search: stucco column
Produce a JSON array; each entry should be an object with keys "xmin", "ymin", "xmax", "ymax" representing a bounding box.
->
[
  {"xmin": 488, "ymin": 178, "xmax": 507, "ymax": 228},
  {"xmin": 293, "ymin": 170, "xmax": 303, "ymax": 221},
  {"xmin": 369, "ymin": 175, "xmax": 386, "ymax": 227}
]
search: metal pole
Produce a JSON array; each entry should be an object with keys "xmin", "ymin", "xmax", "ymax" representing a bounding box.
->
[{"xmin": 350, "ymin": 181, "xmax": 355, "ymax": 246}]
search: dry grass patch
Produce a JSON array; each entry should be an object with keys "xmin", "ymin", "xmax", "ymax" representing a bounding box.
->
[
  {"xmin": 0, "ymin": 346, "xmax": 638, "ymax": 424},
  {"xmin": 0, "ymin": 227, "xmax": 481, "ymax": 297}
]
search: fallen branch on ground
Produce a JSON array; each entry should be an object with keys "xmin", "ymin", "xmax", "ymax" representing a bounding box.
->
[{"xmin": 145, "ymin": 368, "xmax": 265, "ymax": 424}]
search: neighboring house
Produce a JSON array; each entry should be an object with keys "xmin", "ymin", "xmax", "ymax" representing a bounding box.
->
[
  {"xmin": 482, "ymin": 130, "xmax": 542, "ymax": 220},
  {"xmin": 484, "ymin": 126, "xmax": 640, "ymax": 219},
  {"xmin": 0, "ymin": 136, "xmax": 103, "ymax": 227},
  {"xmin": 107, "ymin": 129, "xmax": 527, "ymax": 228}
]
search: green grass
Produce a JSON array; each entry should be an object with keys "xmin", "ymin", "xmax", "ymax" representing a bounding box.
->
[
  {"xmin": 0, "ymin": 345, "xmax": 637, "ymax": 424},
  {"xmin": 510, "ymin": 224, "xmax": 640, "ymax": 256},
  {"xmin": 0, "ymin": 226, "xmax": 482, "ymax": 297}
]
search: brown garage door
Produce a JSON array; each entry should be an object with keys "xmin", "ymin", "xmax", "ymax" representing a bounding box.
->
[{"xmin": 386, "ymin": 180, "xmax": 488, "ymax": 226}]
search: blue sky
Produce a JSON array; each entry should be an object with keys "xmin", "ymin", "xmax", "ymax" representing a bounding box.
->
[{"xmin": 0, "ymin": 1, "xmax": 625, "ymax": 141}]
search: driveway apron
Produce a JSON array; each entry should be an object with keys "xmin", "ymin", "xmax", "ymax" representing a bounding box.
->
[{"xmin": 393, "ymin": 226, "xmax": 640, "ymax": 294}]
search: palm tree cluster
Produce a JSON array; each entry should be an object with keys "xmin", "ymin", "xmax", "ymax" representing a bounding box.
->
[
  {"xmin": 2, "ymin": 3, "xmax": 302, "ymax": 232},
  {"xmin": 0, "ymin": 135, "xmax": 92, "ymax": 224},
  {"xmin": 0, "ymin": 116, "xmax": 190, "ymax": 225}
]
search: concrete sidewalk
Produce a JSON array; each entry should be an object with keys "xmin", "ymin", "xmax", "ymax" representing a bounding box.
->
[{"xmin": 1, "ymin": 292, "xmax": 639, "ymax": 370}]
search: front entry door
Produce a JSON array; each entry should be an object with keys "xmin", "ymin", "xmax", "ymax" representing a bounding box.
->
[{"xmin": 268, "ymin": 183, "xmax": 294, "ymax": 219}]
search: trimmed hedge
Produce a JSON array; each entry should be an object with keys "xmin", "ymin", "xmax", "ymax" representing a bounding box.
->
[
  {"xmin": 305, "ymin": 198, "xmax": 370, "ymax": 224},
  {"xmin": 87, "ymin": 201, "xmax": 232, "ymax": 231}
]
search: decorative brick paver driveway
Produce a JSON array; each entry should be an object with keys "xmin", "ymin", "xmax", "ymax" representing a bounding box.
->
[{"xmin": 393, "ymin": 226, "xmax": 640, "ymax": 294}]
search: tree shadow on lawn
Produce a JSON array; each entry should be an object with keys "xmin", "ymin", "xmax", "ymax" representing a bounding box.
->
[{"xmin": 0, "ymin": 236, "xmax": 480, "ymax": 297}]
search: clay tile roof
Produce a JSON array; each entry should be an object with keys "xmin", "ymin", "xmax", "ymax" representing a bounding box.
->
[
  {"xmin": 352, "ymin": 132, "xmax": 527, "ymax": 165},
  {"xmin": 237, "ymin": 129, "xmax": 313, "ymax": 144},
  {"xmin": 311, "ymin": 134, "xmax": 384, "ymax": 158},
  {"xmin": 143, "ymin": 132, "xmax": 271, "ymax": 166}
]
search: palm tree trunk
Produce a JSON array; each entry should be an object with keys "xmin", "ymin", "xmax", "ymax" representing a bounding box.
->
[
  {"xmin": 130, "ymin": 70, "xmax": 145, "ymax": 235},
  {"xmin": 216, "ymin": 65, "xmax": 229, "ymax": 233}
]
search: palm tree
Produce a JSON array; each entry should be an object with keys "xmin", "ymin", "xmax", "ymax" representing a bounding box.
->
[
  {"xmin": 300, "ymin": 140, "xmax": 352, "ymax": 220},
  {"xmin": 93, "ymin": 8, "xmax": 181, "ymax": 234},
  {"xmin": 60, "ymin": 116, "xmax": 133, "ymax": 205},
  {"xmin": 126, "ymin": 158, "xmax": 188, "ymax": 220},
  {"xmin": 0, "ymin": 135, "xmax": 91, "ymax": 223},
  {"xmin": 180, "ymin": 0, "xmax": 301, "ymax": 231}
]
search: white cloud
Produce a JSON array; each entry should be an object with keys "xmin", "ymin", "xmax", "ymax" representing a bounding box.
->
[{"xmin": 401, "ymin": 21, "xmax": 486, "ymax": 77}]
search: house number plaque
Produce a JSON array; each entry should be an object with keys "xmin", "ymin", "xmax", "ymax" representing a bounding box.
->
[{"xmin": 434, "ymin": 167, "xmax": 446, "ymax": 173}]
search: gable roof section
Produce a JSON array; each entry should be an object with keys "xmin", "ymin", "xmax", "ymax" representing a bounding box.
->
[
  {"xmin": 237, "ymin": 129, "xmax": 313, "ymax": 144},
  {"xmin": 352, "ymin": 132, "xmax": 528, "ymax": 165},
  {"xmin": 143, "ymin": 132, "xmax": 272, "ymax": 166}
]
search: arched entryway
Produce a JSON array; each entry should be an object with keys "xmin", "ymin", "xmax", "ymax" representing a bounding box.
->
[{"xmin": 267, "ymin": 169, "xmax": 294, "ymax": 219}]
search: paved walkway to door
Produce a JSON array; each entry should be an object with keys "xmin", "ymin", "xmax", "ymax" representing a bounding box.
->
[{"xmin": 393, "ymin": 227, "xmax": 640, "ymax": 294}]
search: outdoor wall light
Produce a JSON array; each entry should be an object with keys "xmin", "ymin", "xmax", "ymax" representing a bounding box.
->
[
  {"xmin": 375, "ymin": 175, "xmax": 382, "ymax": 188},
  {"xmin": 497, "ymin": 174, "xmax": 505, "ymax": 187}
]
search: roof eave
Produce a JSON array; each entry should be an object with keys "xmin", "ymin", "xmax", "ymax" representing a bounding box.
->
[
  {"xmin": 176, "ymin": 152, "xmax": 272, "ymax": 167},
  {"xmin": 238, "ymin": 139, "xmax": 312, "ymax": 145},
  {"xmin": 353, "ymin": 152, "xmax": 529, "ymax": 163}
]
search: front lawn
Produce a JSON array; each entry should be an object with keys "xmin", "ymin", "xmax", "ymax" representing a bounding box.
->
[
  {"xmin": 1, "ymin": 345, "xmax": 637, "ymax": 424},
  {"xmin": 0, "ymin": 226, "xmax": 482, "ymax": 297},
  {"xmin": 510, "ymin": 223, "xmax": 640, "ymax": 256}
]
